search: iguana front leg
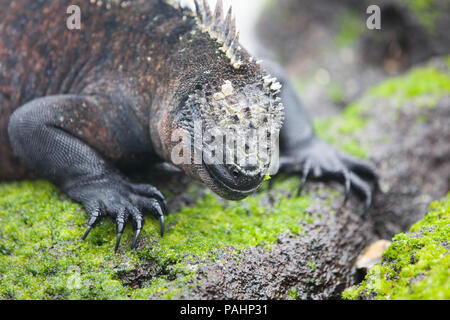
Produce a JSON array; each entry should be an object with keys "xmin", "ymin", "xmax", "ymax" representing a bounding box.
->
[
  {"xmin": 8, "ymin": 94, "xmax": 167, "ymax": 252},
  {"xmin": 265, "ymin": 61, "xmax": 379, "ymax": 211}
]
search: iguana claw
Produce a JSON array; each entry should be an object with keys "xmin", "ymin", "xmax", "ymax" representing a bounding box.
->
[
  {"xmin": 115, "ymin": 217, "xmax": 126, "ymax": 253},
  {"xmin": 279, "ymin": 138, "xmax": 378, "ymax": 213},
  {"xmin": 74, "ymin": 178, "xmax": 167, "ymax": 252},
  {"xmin": 159, "ymin": 215, "xmax": 165, "ymax": 238},
  {"xmin": 81, "ymin": 211, "xmax": 102, "ymax": 241}
]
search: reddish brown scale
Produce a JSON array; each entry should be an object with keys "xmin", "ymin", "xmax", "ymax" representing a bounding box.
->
[{"xmin": 0, "ymin": 0, "xmax": 268, "ymax": 180}]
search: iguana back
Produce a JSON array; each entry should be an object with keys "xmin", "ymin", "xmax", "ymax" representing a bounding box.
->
[{"xmin": 0, "ymin": 0, "xmax": 188, "ymax": 179}]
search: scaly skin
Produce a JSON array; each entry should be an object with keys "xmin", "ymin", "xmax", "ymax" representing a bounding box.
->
[{"xmin": 0, "ymin": 0, "xmax": 378, "ymax": 251}]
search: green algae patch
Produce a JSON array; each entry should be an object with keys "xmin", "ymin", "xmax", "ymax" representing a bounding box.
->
[
  {"xmin": 0, "ymin": 178, "xmax": 312, "ymax": 299},
  {"xmin": 343, "ymin": 194, "xmax": 450, "ymax": 300},
  {"xmin": 314, "ymin": 102, "xmax": 369, "ymax": 159},
  {"xmin": 314, "ymin": 60, "xmax": 450, "ymax": 161},
  {"xmin": 326, "ymin": 82, "xmax": 345, "ymax": 104},
  {"xmin": 307, "ymin": 261, "xmax": 317, "ymax": 270},
  {"xmin": 369, "ymin": 66, "xmax": 450, "ymax": 108},
  {"xmin": 335, "ymin": 9, "xmax": 364, "ymax": 48},
  {"xmin": 288, "ymin": 287, "xmax": 299, "ymax": 300},
  {"xmin": 402, "ymin": 0, "xmax": 440, "ymax": 34}
]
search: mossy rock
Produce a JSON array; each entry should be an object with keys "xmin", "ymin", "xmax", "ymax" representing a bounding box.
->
[
  {"xmin": 0, "ymin": 178, "xmax": 315, "ymax": 299},
  {"xmin": 343, "ymin": 193, "xmax": 450, "ymax": 300}
]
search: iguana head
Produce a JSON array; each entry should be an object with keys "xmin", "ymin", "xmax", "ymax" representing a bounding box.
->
[{"xmin": 157, "ymin": 0, "xmax": 284, "ymax": 200}]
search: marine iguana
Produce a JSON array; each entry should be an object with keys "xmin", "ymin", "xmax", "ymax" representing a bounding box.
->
[{"xmin": 0, "ymin": 0, "xmax": 378, "ymax": 252}]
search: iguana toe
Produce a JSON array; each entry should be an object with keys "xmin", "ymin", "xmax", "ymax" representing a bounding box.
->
[
  {"xmin": 71, "ymin": 178, "xmax": 166, "ymax": 252},
  {"xmin": 279, "ymin": 138, "xmax": 377, "ymax": 213}
]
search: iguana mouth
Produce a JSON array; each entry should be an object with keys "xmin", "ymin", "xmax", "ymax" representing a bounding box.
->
[{"xmin": 198, "ymin": 161, "xmax": 263, "ymax": 200}]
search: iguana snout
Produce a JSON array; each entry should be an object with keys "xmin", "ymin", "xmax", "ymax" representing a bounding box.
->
[
  {"xmin": 167, "ymin": 76, "xmax": 284, "ymax": 200},
  {"xmin": 203, "ymin": 163, "xmax": 264, "ymax": 200}
]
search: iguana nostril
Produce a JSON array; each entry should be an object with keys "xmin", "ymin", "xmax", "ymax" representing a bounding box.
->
[
  {"xmin": 231, "ymin": 167, "xmax": 240, "ymax": 178},
  {"xmin": 204, "ymin": 163, "xmax": 265, "ymax": 193}
]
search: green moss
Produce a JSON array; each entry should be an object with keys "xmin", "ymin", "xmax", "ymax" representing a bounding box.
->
[
  {"xmin": 314, "ymin": 102, "xmax": 369, "ymax": 159},
  {"xmin": 307, "ymin": 261, "xmax": 317, "ymax": 270},
  {"xmin": 288, "ymin": 287, "xmax": 299, "ymax": 300},
  {"xmin": 369, "ymin": 66, "xmax": 450, "ymax": 108},
  {"xmin": 0, "ymin": 177, "xmax": 314, "ymax": 299},
  {"xmin": 335, "ymin": 10, "xmax": 364, "ymax": 48},
  {"xmin": 343, "ymin": 194, "xmax": 450, "ymax": 300},
  {"xmin": 314, "ymin": 58, "xmax": 450, "ymax": 158},
  {"xmin": 402, "ymin": 0, "xmax": 440, "ymax": 34},
  {"xmin": 326, "ymin": 82, "xmax": 345, "ymax": 104}
]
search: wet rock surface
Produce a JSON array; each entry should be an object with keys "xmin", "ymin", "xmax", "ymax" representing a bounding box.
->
[
  {"xmin": 190, "ymin": 202, "xmax": 373, "ymax": 299},
  {"xmin": 181, "ymin": 58, "xmax": 450, "ymax": 299},
  {"xmin": 368, "ymin": 96, "xmax": 450, "ymax": 238}
]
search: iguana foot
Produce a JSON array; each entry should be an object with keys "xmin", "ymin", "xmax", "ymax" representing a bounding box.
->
[
  {"xmin": 278, "ymin": 137, "xmax": 378, "ymax": 213},
  {"xmin": 71, "ymin": 178, "xmax": 167, "ymax": 252}
]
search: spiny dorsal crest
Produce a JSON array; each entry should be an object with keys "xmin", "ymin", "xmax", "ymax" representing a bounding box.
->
[{"xmin": 193, "ymin": 0, "xmax": 242, "ymax": 69}]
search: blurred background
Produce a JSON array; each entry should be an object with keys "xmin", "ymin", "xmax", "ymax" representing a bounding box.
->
[{"xmin": 182, "ymin": 0, "xmax": 450, "ymax": 117}]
